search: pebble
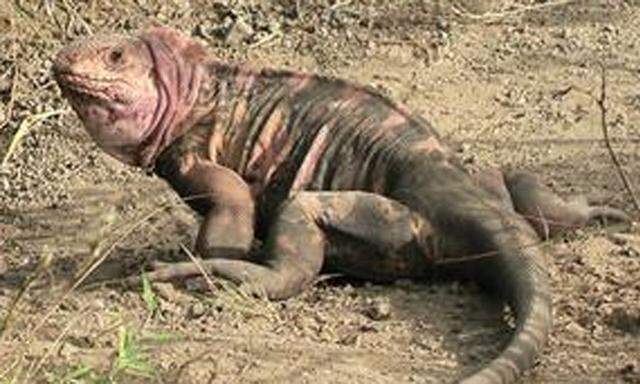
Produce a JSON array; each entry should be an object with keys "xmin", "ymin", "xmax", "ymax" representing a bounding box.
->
[
  {"xmin": 0, "ymin": 75, "xmax": 11, "ymax": 94},
  {"xmin": 155, "ymin": 282, "xmax": 184, "ymax": 302},
  {"xmin": 225, "ymin": 18, "xmax": 254, "ymax": 46},
  {"xmin": 363, "ymin": 298, "xmax": 391, "ymax": 320},
  {"xmin": 565, "ymin": 321, "xmax": 584, "ymax": 336},
  {"xmin": 620, "ymin": 361, "xmax": 638, "ymax": 376},
  {"xmin": 189, "ymin": 301, "xmax": 207, "ymax": 318}
]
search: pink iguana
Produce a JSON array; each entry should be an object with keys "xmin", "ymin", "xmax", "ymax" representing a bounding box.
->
[{"xmin": 52, "ymin": 26, "xmax": 628, "ymax": 384}]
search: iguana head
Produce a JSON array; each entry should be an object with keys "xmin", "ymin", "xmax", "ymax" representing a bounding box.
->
[{"xmin": 53, "ymin": 26, "xmax": 205, "ymax": 166}]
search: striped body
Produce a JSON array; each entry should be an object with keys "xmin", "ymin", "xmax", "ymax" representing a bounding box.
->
[{"xmin": 155, "ymin": 64, "xmax": 453, "ymax": 236}]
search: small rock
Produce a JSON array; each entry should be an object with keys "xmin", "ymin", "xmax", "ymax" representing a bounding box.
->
[
  {"xmin": 155, "ymin": 282, "xmax": 183, "ymax": 302},
  {"xmin": 359, "ymin": 322, "xmax": 380, "ymax": 333},
  {"xmin": 577, "ymin": 362, "xmax": 588, "ymax": 373},
  {"xmin": 189, "ymin": 301, "xmax": 207, "ymax": 318},
  {"xmin": 566, "ymin": 321, "xmax": 585, "ymax": 336},
  {"xmin": 342, "ymin": 284, "xmax": 355, "ymax": 295},
  {"xmin": 185, "ymin": 276, "xmax": 209, "ymax": 292},
  {"xmin": 618, "ymin": 245, "xmax": 640, "ymax": 258},
  {"xmin": 552, "ymin": 27, "xmax": 568, "ymax": 39},
  {"xmin": 620, "ymin": 361, "xmax": 638, "ymax": 376},
  {"xmin": 435, "ymin": 16, "xmax": 449, "ymax": 33},
  {"xmin": 91, "ymin": 298, "xmax": 105, "ymax": 311},
  {"xmin": 448, "ymin": 281, "xmax": 463, "ymax": 294},
  {"xmin": 609, "ymin": 233, "xmax": 640, "ymax": 258},
  {"xmin": 59, "ymin": 341, "xmax": 82, "ymax": 359},
  {"xmin": 0, "ymin": 75, "xmax": 11, "ymax": 94},
  {"xmin": 363, "ymin": 298, "xmax": 391, "ymax": 320},
  {"xmin": 225, "ymin": 18, "xmax": 254, "ymax": 46},
  {"xmin": 339, "ymin": 333, "xmax": 360, "ymax": 346}
]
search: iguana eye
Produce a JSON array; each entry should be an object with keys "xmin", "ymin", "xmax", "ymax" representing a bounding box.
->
[{"xmin": 107, "ymin": 47, "xmax": 124, "ymax": 66}]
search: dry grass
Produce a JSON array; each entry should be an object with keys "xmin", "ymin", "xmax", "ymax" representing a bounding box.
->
[{"xmin": 1, "ymin": 109, "xmax": 66, "ymax": 168}]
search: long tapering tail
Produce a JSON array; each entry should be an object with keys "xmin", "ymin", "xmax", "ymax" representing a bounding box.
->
[
  {"xmin": 390, "ymin": 156, "xmax": 553, "ymax": 384},
  {"xmin": 457, "ymin": 221, "xmax": 552, "ymax": 383}
]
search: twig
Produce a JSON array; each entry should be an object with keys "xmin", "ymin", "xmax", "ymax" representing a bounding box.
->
[
  {"xmin": 179, "ymin": 243, "xmax": 218, "ymax": 294},
  {"xmin": 250, "ymin": 31, "xmax": 282, "ymax": 49},
  {"xmin": 329, "ymin": 0, "xmax": 351, "ymax": 11},
  {"xmin": 10, "ymin": 0, "xmax": 40, "ymax": 36},
  {"xmin": 0, "ymin": 355, "xmax": 24, "ymax": 381},
  {"xmin": 451, "ymin": 0, "xmax": 576, "ymax": 22},
  {"xmin": 4, "ymin": 191, "xmax": 249, "ymax": 379},
  {"xmin": 11, "ymin": 0, "xmax": 35, "ymax": 19},
  {"xmin": 597, "ymin": 63, "xmax": 640, "ymax": 214},
  {"xmin": 535, "ymin": 206, "xmax": 550, "ymax": 242},
  {"xmin": 434, "ymin": 239, "xmax": 549, "ymax": 265}
]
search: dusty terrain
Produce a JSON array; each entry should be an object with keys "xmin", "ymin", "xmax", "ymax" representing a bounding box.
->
[{"xmin": 1, "ymin": 1, "xmax": 639, "ymax": 383}]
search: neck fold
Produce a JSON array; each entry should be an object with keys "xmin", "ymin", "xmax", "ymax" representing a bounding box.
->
[{"xmin": 137, "ymin": 34, "xmax": 203, "ymax": 167}]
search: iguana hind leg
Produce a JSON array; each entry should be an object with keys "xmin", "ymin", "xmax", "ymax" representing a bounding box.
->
[
  {"xmin": 503, "ymin": 170, "xmax": 630, "ymax": 238},
  {"xmin": 311, "ymin": 191, "xmax": 436, "ymax": 280},
  {"xmin": 134, "ymin": 191, "xmax": 436, "ymax": 298}
]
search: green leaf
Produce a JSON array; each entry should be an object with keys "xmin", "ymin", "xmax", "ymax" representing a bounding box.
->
[
  {"xmin": 114, "ymin": 326, "xmax": 155, "ymax": 379},
  {"xmin": 140, "ymin": 272, "xmax": 158, "ymax": 314}
]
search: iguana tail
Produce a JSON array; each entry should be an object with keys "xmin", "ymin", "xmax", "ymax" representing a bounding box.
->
[
  {"xmin": 390, "ymin": 157, "xmax": 552, "ymax": 384},
  {"xmin": 456, "ymin": 221, "xmax": 552, "ymax": 384}
]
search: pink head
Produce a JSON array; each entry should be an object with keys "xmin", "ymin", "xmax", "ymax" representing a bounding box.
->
[{"xmin": 53, "ymin": 27, "xmax": 205, "ymax": 166}]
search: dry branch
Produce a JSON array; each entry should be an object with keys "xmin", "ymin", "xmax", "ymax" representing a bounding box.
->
[{"xmin": 597, "ymin": 64, "xmax": 640, "ymax": 214}]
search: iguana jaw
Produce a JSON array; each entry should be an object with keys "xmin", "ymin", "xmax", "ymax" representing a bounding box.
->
[{"xmin": 55, "ymin": 71, "xmax": 134, "ymax": 105}]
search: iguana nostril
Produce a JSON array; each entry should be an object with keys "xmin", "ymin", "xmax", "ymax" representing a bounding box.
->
[{"xmin": 52, "ymin": 50, "xmax": 75, "ymax": 72}]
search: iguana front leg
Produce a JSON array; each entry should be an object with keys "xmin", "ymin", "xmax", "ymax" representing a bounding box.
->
[
  {"xmin": 159, "ymin": 154, "xmax": 255, "ymax": 259},
  {"xmin": 132, "ymin": 191, "xmax": 435, "ymax": 299}
]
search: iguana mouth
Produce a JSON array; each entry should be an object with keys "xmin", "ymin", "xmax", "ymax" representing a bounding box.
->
[{"xmin": 54, "ymin": 71, "xmax": 131, "ymax": 104}]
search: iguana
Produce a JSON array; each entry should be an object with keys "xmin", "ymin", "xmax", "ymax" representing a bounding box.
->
[{"xmin": 52, "ymin": 26, "xmax": 628, "ymax": 383}]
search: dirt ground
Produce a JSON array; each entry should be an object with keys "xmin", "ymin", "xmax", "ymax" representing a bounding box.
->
[{"xmin": 1, "ymin": 0, "xmax": 639, "ymax": 383}]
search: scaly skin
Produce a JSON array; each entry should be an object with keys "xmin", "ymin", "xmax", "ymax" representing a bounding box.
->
[{"xmin": 53, "ymin": 26, "xmax": 628, "ymax": 384}]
